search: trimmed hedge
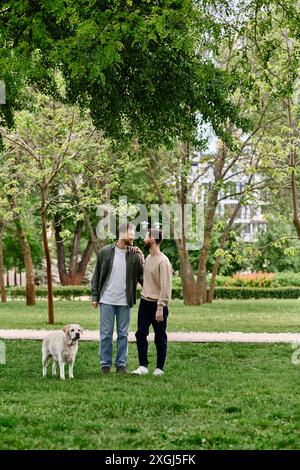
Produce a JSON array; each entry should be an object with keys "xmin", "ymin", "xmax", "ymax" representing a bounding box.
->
[
  {"xmin": 9, "ymin": 286, "xmax": 91, "ymax": 300},
  {"xmin": 9, "ymin": 286, "xmax": 183, "ymax": 301},
  {"xmin": 213, "ymin": 287, "xmax": 300, "ymax": 299},
  {"xmin": 7, "ymin": 285, "xmax": 300, "ymax": 300}
]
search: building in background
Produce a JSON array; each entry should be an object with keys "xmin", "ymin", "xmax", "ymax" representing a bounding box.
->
[{"xmin": 189, "ymin": 153, "xmax": 266, "ymax": 242}]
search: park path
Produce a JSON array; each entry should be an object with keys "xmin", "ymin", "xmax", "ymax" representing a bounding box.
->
[{"xmin": 0, "ymin": 329, "xmax": 300, "ymax": 343}]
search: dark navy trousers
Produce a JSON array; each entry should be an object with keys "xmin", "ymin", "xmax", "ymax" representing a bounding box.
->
[{"xmin": 135, "ymin": 298, "xmax": 168, "ymax": 370}]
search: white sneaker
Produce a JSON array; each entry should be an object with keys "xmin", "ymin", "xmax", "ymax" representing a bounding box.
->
[
  {"xmin": 131, "ymin": 366, "xmax": 148, "ymax": 375},
  {"xmin": 153, "ymin": 368, "xmax": 164, "ymax": 376}
]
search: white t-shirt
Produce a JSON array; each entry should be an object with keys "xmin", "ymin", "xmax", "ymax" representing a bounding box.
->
[{"xmin": 100, "ymin": 246, "xmax": 128, "ymax": 306}]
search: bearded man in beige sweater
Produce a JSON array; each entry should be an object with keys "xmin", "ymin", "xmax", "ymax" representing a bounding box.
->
[{"xmin": 132, "ymin": 229, "xmax": 172, "ymax": 376}]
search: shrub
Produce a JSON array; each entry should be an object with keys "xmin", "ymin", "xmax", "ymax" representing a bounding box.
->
[
  {"xmin": 213, "ymin": 287, "xmax": 300, "ymax": 299},
  {"xmin": 273, "ymin": 272, "xmax": 300, "ymax": 287},
  {"xmin": 212, "ymin": 272, "xmax": 300, "ymax": 288},
  {"xmin": 231, "ymin": 272, "xmax": 275, "ymax": 288}
]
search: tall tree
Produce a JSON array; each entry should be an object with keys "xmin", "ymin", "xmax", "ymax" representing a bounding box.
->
[
  {"xmin": 1, "ymin": 91, "xmax": 102, "ymax": 322},
  {"xmin": 1, "ymin": 88, "xmax": 128, "ymax": 319}
]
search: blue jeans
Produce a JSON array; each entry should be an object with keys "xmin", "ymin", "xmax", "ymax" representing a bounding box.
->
[{"xmin": 99, "ymin": 303, "xmax": 132, "ymax": 368}]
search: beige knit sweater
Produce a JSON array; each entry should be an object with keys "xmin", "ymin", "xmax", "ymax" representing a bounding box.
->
[{"xmin": 141, "ymin": 252, "xmax": 172, "ymax": 307}]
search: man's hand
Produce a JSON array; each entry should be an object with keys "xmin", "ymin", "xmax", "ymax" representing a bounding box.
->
[
  {"xmin": 129, "ymin": 246, "xmax": 144, "ymax": 261},
  {"xmin": 91, "ymin": 301, "xmax": 98, "ymax": 309},
  {"xmin": 155, "ymin": 307, "xmax": 164, "ymax": 322}
]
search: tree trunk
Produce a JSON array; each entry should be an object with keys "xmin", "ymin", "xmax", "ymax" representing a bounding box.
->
[
  {"xmin": 0, "ymin": 220, "xmax": 7, "ymax": 303},
  {"xmin": 207, "ymin": 202, "xmax": 242, "ymax": 303},
  {"xmin": 83, "ymin": 208, "xmax": 103, "ymax": 255},
  {"xmin": 10, "ymin": 195, "xmax": 36, "ymax": 305},
  {"xmin": 196, "ymin": 142, "xmax": 227, "ymax": 303},
  {"xmin": 69, "ymin": 220, "xmax": 83, "ymax": 280},
  {"xmin": 283, "ymin": 36, "xmax": 300, "ymax": 239},
  {"xmin": 177, "ymin": 144, "xmax": 202, "ymax": 304},
  {"xmin": 179, "ymin": 250, "xmax": 200, "ymax": 305},
  {"xmin": 54, "ymin": 214, "xmax": 69, "ymax": 285},
  {"xmin": 41, "ymin": 189, "xmax": 54, "ymax": 324},
  {"xmin": 73, "ymin": 238, "xmax": 94, "ymax": 284},
  {"xmin": 196, "ymin": 196, "xmax": 219, "ymax": 304},
  {"xmin": 207, "ymin": 255, "xmax": 222, "ymax": 303},
  {"xmin": 55, "ymin": 213, "xmax": 94, "ymax": 285},
  {"xmin": 66, "ymin": 238, "xmax": 94, "ymax": 285},
  {"xmin": 286, "ymin": 97, "xmax": 300, "ymax": 238},
  {"xmin": 15, "ymin": 221, "xmax": 36, "ymax": 305}
]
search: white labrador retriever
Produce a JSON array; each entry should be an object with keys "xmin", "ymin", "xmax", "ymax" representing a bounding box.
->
[{"xmin": 42, "ymin": 324, "xmax": 83, "ymax": 380}]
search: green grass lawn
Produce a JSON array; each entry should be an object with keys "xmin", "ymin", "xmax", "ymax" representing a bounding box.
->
[
  {"xmin": 1, "ymin": 299, "xmax": 300, "ymax": 332},
  {"xmin": 0, "ymin": 340, "xmax": 300, "ymax": 449}
]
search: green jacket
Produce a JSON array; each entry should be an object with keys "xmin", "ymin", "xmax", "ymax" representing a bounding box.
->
[{"xmin": 91, "ymin": 243, "xmax": 143, "ymax": 308}]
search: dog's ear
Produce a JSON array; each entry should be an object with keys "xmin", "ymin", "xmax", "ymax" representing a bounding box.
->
[
  {"xmin": 79, "ymin": 327, "xmax": 83, "ymax": 334},
  {"xmin": 63, "ymin": 325, "xmax": 69, "ymax": 334}
]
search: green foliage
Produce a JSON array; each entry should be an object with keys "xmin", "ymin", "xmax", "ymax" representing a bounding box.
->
[
  {"xmin": 273, "ymin": 272, "xmax": 300, "ymax": 287},
  {"xmin": 250, "ymin": 218, "xmax": 300, "ymax": 272},
  {"xmin": 0, "ymin": 0, "xmax": 251, "ymax": 148},
  {"xmin": 3, "ymin": 227, "xmax": 43, "ymax": 271},
  {"xmin": 206, "ymin": 227, "xmax": 248, "ymax": 275}
]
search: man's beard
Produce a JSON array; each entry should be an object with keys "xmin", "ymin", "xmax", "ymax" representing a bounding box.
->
[
  {"xmin": 144, "ymin": 241, "xmax": 151, "ymax": 249},
  {"xmin": 123, "ymin": 239, "xmax": 133, "ymax": 246}
]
